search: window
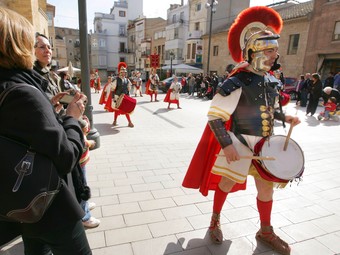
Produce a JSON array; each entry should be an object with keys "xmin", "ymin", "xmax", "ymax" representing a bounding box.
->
[
  {"xmin": 99, "ymin": 39, "xmax": 106, "ymax": 47},
  {"xmin": 187, "ymin": 44, "xmax": 191, "ymax": 59},
  {"xmin": 287, "ymin": 34, "xmax": 299, "ymax": 55},
  {"xmin": 119, "ymin": 11, "xmax": 126, "ymax": 17},
  {"xmin": 119, "ymin": 25, "xmax": 126, "ymax": 36},
  {"xmin": 172, "ymin": 14, "xmax": 176, "ymax": 23},
  {"xmin": 47, "ymin": 12, "xmax": 53, "ymax": 26},
  {"xmin": 196, "ymin": 3, "xmax": 201, "ymax": 11},
  {"xmin": 174, "ymin": 28, "xmax": 179, "ymax": 39},
  {"xmin": 99, "ymin": 55, "xmax": 107, "ymax": 66},
  {"xmin": 119, "ymin": 42, "xmax": 125, "ymax": 52},
  {"xmin": 213, "ymin": 46, "xmax": 218, "ymax": 56},
  {"xmin": 192, "ymin": 43, "xmax": 196, "ymax": 59},
  {"xmin": 195, "ymin": 22, "xmax": 200, "ymax": 31},
  {"xmin": 180, "ymin": 12, "xmax": 184, "ymax": 21},
  {"xmin": 68, "ymin": 39, "xmax": 73, "ymax": 43},
  {"xmin": 333, "ymin": 21, "xmax": 340, "ymax": 41}
]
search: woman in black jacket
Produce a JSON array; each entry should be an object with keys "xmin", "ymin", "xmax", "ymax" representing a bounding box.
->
[
  {"xmin": 306, "ymin": 73, "xmax": 323, "ymax": 116},
  {"xmin": 0, "ymin": 7, "xmax": 91, "ymax": 255}
]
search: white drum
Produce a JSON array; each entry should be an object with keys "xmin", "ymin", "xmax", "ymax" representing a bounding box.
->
[{"xmin": 260, "ymin": 135, "xmax": 304, "ymax": 180}]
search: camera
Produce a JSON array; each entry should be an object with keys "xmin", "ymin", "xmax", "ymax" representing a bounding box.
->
[{"xmin": 59, "ymin": 90, "xmax": 76, "ymax": 104}]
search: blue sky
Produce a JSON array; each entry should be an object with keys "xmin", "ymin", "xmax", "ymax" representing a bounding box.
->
[{"xmin": 47, "ymin": 0, "xmax": 309, "ymax": 30}]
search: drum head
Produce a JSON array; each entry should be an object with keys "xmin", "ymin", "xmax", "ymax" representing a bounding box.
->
[{"xmin": 260, "ymin": 135, "xmax": 304, "ymax": 180}]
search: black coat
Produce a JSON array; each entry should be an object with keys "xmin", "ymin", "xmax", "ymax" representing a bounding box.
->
[
  {"xmin": 322, "ymin": 88, "xmax": 340, "ymax": 105},
  {"xmin": 0, "ymin": 68, "xmax": 85, "ymax": 240}
]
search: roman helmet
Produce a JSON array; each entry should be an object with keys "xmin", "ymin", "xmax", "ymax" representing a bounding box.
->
[
  {"xmin": 228, "ymin": 6, "xmax": 283, "ymax": 72},
  {"xmin": 118, "ymin": 62, "xmax": 128, "ymax": 76}
]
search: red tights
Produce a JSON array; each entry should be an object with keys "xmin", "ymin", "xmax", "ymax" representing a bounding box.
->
[
  {"xmin": 257, "ymin": 198, "xmax": 273, "ymax": 227},
  {"xmin": 114, "ymin": 112, "xmax": 131, "ymax": 123},
  {"xmin": 213, "ymin": 187, "xmax": 273, "ymax": 228},
  {"xmin": 212, "ymin": 186, "xmax": 228, "ymax": 213}
]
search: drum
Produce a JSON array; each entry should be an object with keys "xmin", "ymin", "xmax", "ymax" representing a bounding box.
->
[
  {"xmin": 116, "ymin": 94, "xmax": 136, "ymax": 114},
  {"xmin": 259, "ymin": 135, "xmax": 304, "ymax": 180}
]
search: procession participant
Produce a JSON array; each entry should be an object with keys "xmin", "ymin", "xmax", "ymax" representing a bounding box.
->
[
  {"xmin": 99, "ymin": 75, "xmax": 114, "ymax": 105},
  {"xmin": 134, "ymin": 71, "xmax": 143, "ymax": 97},
  {"xmin": 104, "ymin": 62, "xmax": 135, "ymax": 128},
  {"xmin": 94, "ymin": 70, "xmax": 101, "ymax": 93},
  {"xmin": 89, "ymin": 71, "xmax": 95, "ymax": 91},
  {"xmin": 145, "ymin": 67, "xmax": 159, "ymax": 102},
  {"xmin": 182, "ymin": 6, "xmax": 300, "ymax": 255},
  {"xmin": 164, "ymin": 75, "xmax": 182, "ymax": 109}
]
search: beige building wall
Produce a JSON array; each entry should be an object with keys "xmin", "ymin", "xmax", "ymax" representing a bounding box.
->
[
  {"xmin": 278, "ymin": 18, "xmax": 310, "ymax": 79},
  {"xmin": 54, "ymin": 38, "xmax": 67, "ymax": 68},
  {"xmin": 202, "ymin": 30, "xmax": 234, "ymax": 76},
  {"xmin": 3, "ymin": 0, "xmax": 49, "ymax": 36}
]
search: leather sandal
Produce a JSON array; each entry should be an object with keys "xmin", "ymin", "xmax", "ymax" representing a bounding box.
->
[
  {"xmin": 255, "ymin": 226, "xmax": 291, "ymax": 255},
  {"xmin": 209, "ymin": 213, "xmax": 223, "ymax": 244}
]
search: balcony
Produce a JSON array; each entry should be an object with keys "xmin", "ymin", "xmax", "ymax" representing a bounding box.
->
[
  {"xmin": 187, "ymin": 30, "xmax": 202, "ymax": 40},
  {"xmin": 119, "ymin": 49, "xmax": 132, "ymax": 54},
  {"xmin": 141, "ymin": 38, "xmax": 151, "ymax": 43}
]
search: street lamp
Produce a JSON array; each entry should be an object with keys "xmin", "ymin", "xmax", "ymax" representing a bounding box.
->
[
  {"xmin": 170, "ymin": 51, "xmax": 175, "ymax": 76},
  {"xmin": 206, "ymin": 0, "xmax": 218, "ymax": 76},
  {"xmin": 139, "ymin": 58, "xmax": 141, "ymax": 71}
]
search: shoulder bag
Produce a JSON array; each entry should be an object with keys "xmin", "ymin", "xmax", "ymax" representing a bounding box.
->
[{"xmin": 0, "ymin": 84, "xmax": 61, "ymax": 223}]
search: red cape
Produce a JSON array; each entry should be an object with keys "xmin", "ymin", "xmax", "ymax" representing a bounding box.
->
[
  {"xmin": 145, "ymin": 79, "xmax": 154, "ymax": 95},
  {"xmin": 163, "ymin": 89, "xmax": 179, "ymax": 103},
  {"xmin": 99, "ymin": 83, "xmax": 110, "ymax": 105},
  {"xmin": 182, "ymin": 122, "xmax": 246, "ymax": 196}
]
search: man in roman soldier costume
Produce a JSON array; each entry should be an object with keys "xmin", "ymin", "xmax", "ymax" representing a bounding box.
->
[
  {"xmin": 145, "ymin": 67, "xmax": 159, "ymax": 102},
  {"xmin": 134, "ymin": 71, "xmax": 143, "ymax": 97},
  {"xmin": 182, "ymin": 6, "xmax": 300, "ymax": 255},
  {"xmin": 104, "ymin": 62, "xmax": 135, "ymax": 127}
]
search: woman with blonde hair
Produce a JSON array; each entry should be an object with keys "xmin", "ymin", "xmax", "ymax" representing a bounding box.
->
[{"xmin": 0, "ymin": 7, "xmax": 92, "ymax": 254}]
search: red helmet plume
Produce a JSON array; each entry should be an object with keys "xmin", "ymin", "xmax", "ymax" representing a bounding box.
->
[
  {"xmin": 228, "ymin": 6, "xmax": 283, "ymax": 63},
  {"xmin": 117, "ymin": 62, "xmax": 128, "ymax": 73}
]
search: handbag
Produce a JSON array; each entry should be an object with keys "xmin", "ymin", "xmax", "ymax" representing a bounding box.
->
[{"xmin": 0, "ymin": 84, "xmax": 61, "ymax": 223}]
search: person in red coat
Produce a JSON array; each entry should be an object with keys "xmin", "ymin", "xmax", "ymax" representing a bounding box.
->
[{"xmin": 182, "ymin": 6, "xmax": 300, "ymax": 255}]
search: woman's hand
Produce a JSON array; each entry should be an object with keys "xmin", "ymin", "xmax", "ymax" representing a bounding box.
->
[
  {"xmin": 65, "ymin": 92, "xmax": 87, "ymax": 119},
  {"xmin": 51, "ymin": 92, "xmax": 69, "ymax": 113}
]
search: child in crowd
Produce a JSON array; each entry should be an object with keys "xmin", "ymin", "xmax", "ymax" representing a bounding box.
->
[
  {"xmin": 318, "ymin": 97, "xmax": 337, "ymax": 121},
  {"xmin": 78, "ymin": 115, "xmax": 100, "ymax": 228}
]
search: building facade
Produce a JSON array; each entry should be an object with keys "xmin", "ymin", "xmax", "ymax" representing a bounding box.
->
[
  {"xmin": 90, "ymin": 0, "xmax": 143, "ymax": 78},
  {"xmin": 304, "ymin": 0, "xmax": 340, "ymax": 80}
]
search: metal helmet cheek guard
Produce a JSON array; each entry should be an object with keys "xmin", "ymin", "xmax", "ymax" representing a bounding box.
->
[
  {"xmin": 228, "ymin": 6, "xmax": 283, "ymax": 70},
  {"xmin": 244, "ymin": 29, "xmax": 280, "ymax": 71}
]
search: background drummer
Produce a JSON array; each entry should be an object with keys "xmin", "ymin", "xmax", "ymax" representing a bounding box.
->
[
  {"xmin": 182, "ymin": 6, "xmax": 300, "ymax": 255},
  {"xmin": 104, "ymin": 62, "xmax": 134, "ymax": 128}
]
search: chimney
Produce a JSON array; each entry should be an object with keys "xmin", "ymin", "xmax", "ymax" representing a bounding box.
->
[{"xmin": 181, "ymin": 0, "xmax": 184, "ymax": 5}]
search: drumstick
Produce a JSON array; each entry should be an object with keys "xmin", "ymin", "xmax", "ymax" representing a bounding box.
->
[
  {"xmin": 283, "ymin": 124, "xmax": 294, "ymax": 151},
  {"xmin": 216, "ymin": 155, "xmax": 276, "ymax": 160}
]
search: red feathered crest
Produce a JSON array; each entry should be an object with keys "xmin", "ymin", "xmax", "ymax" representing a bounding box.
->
[
  {"xmin": 117, "ymin": 62, "xmax": 128, "ymax": 72},
  {"xmin": 228, "ymin": 6, "xmax": 283, "ymax": 62}
]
